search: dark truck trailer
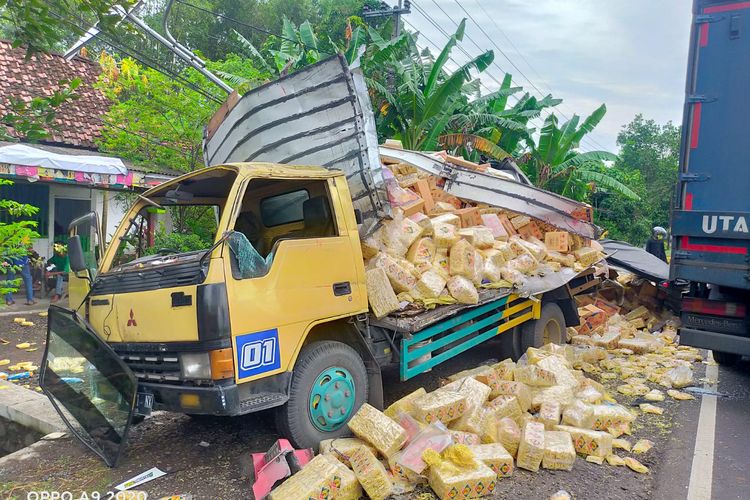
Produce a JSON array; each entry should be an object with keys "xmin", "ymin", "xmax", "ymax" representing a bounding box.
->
[{"xmin": 671, "ymin": 0, "xmax": 750, "ymax": 364}]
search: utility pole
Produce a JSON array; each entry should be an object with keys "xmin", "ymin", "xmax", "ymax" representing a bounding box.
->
[{"xmin": 363, "ymin": 1, "xmax": 411, "ymax": 40}]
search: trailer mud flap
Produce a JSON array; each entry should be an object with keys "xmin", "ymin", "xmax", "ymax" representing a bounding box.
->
[{"xmin": 39, "ymin": 305, "xmax": 138, "ymax": 467}]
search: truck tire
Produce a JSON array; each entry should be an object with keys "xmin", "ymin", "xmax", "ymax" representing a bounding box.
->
[
  {"xmin": 276, "ymin": 341, "xmax": 368, "ymax": 450},
  {"xmin": 712, "ymin": 350, "xmax": 740, "ymax": 366},
  {"xmin": 519, "ymin": 303, "xmax": 566, "ymax": 353}
]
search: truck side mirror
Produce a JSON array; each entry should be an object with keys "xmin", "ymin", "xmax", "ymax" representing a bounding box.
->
[{"xmin": 68, "ymin": 235, "xmax": 87, "ymax": 273}]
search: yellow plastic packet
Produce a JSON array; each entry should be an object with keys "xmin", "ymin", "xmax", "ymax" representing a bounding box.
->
[
  {"xmin": 268, "ymin": 454, "xmax": 361, "ymax": 500},
  {"xmin": 632, "ymin": 439, "xmax": 654, "ymax": 454},
  {"xmin": 319, "ymin": 438, "xmax": 378, "ymax": 468},
  {"xmin": 624, "ymin": 456, "xmax": 649, "ymax": 473},
  {"xmin": 639, "ymin": 403, "xmax": 664, "ymax": 415},
  {"xmin": 349, "ymin": 446, "xmax": 394, "ymax": 500},
  {"xmin": 496, "ymin": 417, "xmax": 521, "ymax": 457},
  {"xmin": 347, "ymin": 403, "xmax": 408, "ymax": 458},
  {"xmin": 542, "ymin": 431, "xmax": 576, "ymax": 471},
  {"xmin": 612, "ymin": 438, "xmax": 632, "ymax": 452},
  {"xmin": 644, "ymin": 389, "xmax": 665, "ymax": 402},
  {"xmin": 516, "ymin": 422, "xmax": 545, "ymax": 472},
  {"xmin": 384, "ymin": 388, "xmax": 427, "ymax": 418},
  {"xmin": 606, "ymin": 454, "xmax": 625, "ymax": 466},
  {"xmin": 467, "ymin": 443, "xmax": 514, "ymax": 479},
  {"xmin": 667, "ymin": 389, "xmax": 695, "ymax": 400},
  {"xmin": 586, "ymin": 455, "xmax": 604, "ymax": 465},
  {"xmin": 413, "ymin": 390, "xmax": 467, "ymax": 425}
]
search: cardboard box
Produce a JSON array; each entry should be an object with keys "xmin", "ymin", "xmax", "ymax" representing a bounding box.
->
[
  {"xmin": 517, "ymin": 221, "xmax": 544, "ymax": 241},
  {"xmin": 545, "ymin": 232, "xmax": 570, "ymax": 252},
  {"xmin": 454, "ymin": 207, "xmax": 483, "ymax": 228},
  {"xmin": 399, "ymin": 198, "xmax": 425, "ymax": 216},
  {"xmin": 593, "ymin": 298, "xmax": 621, "ymax": 318},
  {"xmin": 498, "ymin": 214, "xmax": 518, "ymax": 236},
  {"xmin": 542, "ymin": 431, "xmax": 576, "ymax": 471},
  {"xmin": 480, "ymin": 213, "xmax": 509, "ymax": 240},
  {"xmin": 410, "ymin": 178, "xmax": 435, "ymax": 213},
  {"xmin": 576, "ymin": 305, "xmax": 608, "ymax": 335},
  {"xmin": 431, "ymin": 188, "xmax": 463, "ymax": 209}
]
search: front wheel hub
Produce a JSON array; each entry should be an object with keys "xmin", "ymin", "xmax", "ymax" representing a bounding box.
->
[{"xmin": 309, "ymin": 367, "xmax": 356, "ymax": 432}]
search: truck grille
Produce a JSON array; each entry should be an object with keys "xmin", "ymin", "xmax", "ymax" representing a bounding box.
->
[
  {"xmin": 113, "ymin": 348, "xmax": 182, "ymax": 383},
  {"xmin": 92, "ymin": 257, "xmax": 205, "ymax": 295}
]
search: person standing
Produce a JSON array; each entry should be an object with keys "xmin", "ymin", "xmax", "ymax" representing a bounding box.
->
[
  {"xmin": 645, "ymin": 226, "xmax": 668, "ymax": 263},
  {"xmin": 48, "ymin": 243, "xmax": 69, "ymax": 303},
  {"xmin": 3, "ymin": 253, "xmax": 35, "ymax": 305}
]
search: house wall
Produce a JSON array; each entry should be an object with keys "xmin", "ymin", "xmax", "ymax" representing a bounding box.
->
[{"xmin": 31, "ymin": 184, "xmax": 127, "ymax": 260}]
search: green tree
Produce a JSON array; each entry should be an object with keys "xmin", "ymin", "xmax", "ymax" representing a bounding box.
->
[
  {"xmin": 519, "ymin": 105, "xmax": 638, "ymax": 202},
  {"xmin": 95, "ymin": 52, "xmax": 267, "ymax": 171},
  {"xmin": 1, "ymin": 179, "xmax": 40, "ymax": 300},
  {"xmin": 0, "ymin": 0, "xmax": 133, "ymax": 53},
  {"xmin": 440, "ymin": 73, "xmax": 562, "ymax": 159},
  {"xmin": 372, "ymin": 19, "xmax": 494, "ymax": 150},
  {"xmin": 595, "ymin": 114, "xmax": 680, "ymax": 244}
]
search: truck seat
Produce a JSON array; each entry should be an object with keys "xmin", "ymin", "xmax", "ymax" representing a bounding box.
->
[{"xmin": 266, "ymin": 196, "xmax": 335, "ymax": 252}]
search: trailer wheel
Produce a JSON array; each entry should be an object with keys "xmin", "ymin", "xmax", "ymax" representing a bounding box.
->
[
  {"xmin": 520, "ymin": 303, "xmax": 566, "ymax": 352},
  {"xmin": 276, "ymin": 341, "xmax": 368, "ymax": 450},
  {"xmin": 712, "ymin": 350, "xmax": 740, "ymax": 366}
]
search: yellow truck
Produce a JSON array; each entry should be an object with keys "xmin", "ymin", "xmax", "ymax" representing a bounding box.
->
[{"xmin": 38, "ymin": 56, "xmax": 600, "ymax": 467}]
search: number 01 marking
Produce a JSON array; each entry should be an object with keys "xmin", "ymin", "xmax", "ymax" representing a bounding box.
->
[{"xmin": 241, "ymin": 338, "xmax": 277, "ymax": 370}]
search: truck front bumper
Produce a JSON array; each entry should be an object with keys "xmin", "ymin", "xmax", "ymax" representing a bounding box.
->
[
  {"xmin": 680, "ymin": 328, "xmax": 750, "ymax": 356},
  {"xmin": 138, "ymin": 381, "xmax": 242, "ymax": 416}
]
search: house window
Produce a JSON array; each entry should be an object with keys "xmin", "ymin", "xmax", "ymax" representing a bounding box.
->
[{"xmin": 0, "ymin": 181, "xmax": 49, "ymax": 237}]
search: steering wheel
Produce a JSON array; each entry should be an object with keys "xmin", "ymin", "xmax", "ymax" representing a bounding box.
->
[{"xmin": 157, "ymin": 248, "xmax": 180, "ymax": 255}]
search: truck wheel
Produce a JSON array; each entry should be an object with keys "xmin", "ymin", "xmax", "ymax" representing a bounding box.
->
[
  {"xmin": 712, "ymin": 350, "xmax": 740, "ymax": 366},
  {"xmin": 276, "ymin": 341, "xmax": 368, "ymax": 450},
  {"xmin": 519, "ymin": 303, "xmax": 566, "ymax": 353}
]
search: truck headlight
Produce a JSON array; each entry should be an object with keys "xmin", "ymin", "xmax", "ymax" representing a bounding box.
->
[{"xmin": 180, "ymin": 353, "xmax": 211, "ymax": 380}]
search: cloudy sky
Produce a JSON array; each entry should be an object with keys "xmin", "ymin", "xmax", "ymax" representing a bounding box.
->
[{"xmin": 404, "ymin": 0, "xmax": 693, "ymax": 153}]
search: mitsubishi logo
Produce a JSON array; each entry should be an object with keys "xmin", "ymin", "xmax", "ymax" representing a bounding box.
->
[{"xmin": 127, "ymin": 308, "xmax": 137, "ymax": 327}]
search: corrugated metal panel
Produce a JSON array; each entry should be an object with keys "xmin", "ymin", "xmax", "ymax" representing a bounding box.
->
[
  {"xmin": 203, "ymin": 54, "xmax": 387, "ymax": 233},
  {"xmin": 379, "ymin": 147, "xmax": 601, "ymax": 239}
]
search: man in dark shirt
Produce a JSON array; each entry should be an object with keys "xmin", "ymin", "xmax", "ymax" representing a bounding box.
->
[{"xmin": 645, "ymin": 226, "xmax": 668, "ymax": 263}]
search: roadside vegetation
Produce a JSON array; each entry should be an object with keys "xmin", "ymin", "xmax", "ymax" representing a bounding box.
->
[{"xmin": 0, "ymin": 0, "xmax": 678, "ymax": 246}]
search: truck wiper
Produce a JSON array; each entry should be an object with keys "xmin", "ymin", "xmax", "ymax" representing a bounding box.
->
[{"xmin": 198, "ymin": 231, "xmax": 233, "ymax": 273}]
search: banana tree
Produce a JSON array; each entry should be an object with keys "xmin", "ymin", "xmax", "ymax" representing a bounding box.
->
[
  {"xmin": 221, "ymin": 17, "xmax": 322, "ymax": 81},
  {"xmin": 371, "ymin": 19, "xmax": 495, "ymax": 150},
  {"xmin": 522, "ymin": 105, "xmax": 639, "ymax": 201}
]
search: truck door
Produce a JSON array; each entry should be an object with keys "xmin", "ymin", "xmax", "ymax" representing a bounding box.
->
[
  {"xmin": 672, "ymin": 0, "xmax": 750, "ymax": 288},
  {"xmin": 39, "ymin": 305, "xmax": 137, "ymax": 467},
  {"xmin": 222, "ymin": 176, "xmax": 367, "ymax": 385}
]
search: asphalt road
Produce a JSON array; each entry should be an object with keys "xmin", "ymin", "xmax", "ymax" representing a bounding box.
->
[{"xmin": 1, "ymin": 332, "xmax": 749, "ymax": 499}]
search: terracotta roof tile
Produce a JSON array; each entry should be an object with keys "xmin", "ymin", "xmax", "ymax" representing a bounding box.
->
[{"xmin": 0, "ymin": 40, "xmax": 110, "ymax": 150}]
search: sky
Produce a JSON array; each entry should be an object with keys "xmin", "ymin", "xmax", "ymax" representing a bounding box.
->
[{"xmin": 404, "ymin": 0, "xmax": 693, "ymax": 153}]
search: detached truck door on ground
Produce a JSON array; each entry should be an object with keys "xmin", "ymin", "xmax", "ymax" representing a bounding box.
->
[{"xmin": 671, "ymin": 0, "xmax": 750, "ymax": 362}]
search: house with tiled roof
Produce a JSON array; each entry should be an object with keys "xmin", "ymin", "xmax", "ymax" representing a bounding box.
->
[{"xmin": 0, "ymin": 40, "xmax": 174, "ymax": 261}]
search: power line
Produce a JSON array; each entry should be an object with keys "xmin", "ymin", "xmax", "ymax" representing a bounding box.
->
[
  {"xmin": 413, "ymin": 0, "xmax": 603, "ymax": 152},
  {"xmin": 455, "ymin": 0, "xmax": 612, "ymax": 152},
  {"xmin": 45, "ymin": 2, "xmax": 224, "ymax": 104},
  {"xmin": 404, "ymin": 7, "xmax": 547, "ymax": 133}
]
